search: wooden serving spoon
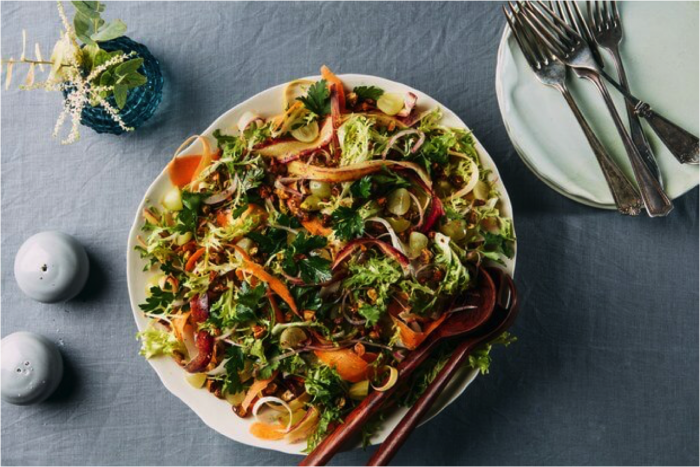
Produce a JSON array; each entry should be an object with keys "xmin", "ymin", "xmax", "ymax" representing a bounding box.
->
[
  {"xmin": 366, "ymin": 267, "xmax": 519, "ymax": 465},
  {"xmin": 299, "ymin": 270, "xmax": 498, "ymax": 466}
]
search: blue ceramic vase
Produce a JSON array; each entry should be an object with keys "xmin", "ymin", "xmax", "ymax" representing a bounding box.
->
[{"xmin": 74, "ymin": 36, "xmax": 164, "ymax": 135}]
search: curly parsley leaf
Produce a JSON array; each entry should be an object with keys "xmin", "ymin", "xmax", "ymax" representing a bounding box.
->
[
  {"xmin": 235, "ymin": 282, "xmax": 267, "ymax": 322},
  {"xmin": 350, "ymin": 176, "xmax": 372, "ymax": 199},
  {"xmin": 139, "ymin": 286, "xmax": 175, "ymax": 314},
  {"xmin": 175, "ymin": 191, "xmax": 206, "ymax": 234},
  {"xmin": 358, "ymin": 304, "xmax": 381, "ymax": 327},
  {"xmin": 282, "ymin": 232, "xmax": 332, "ymax": 284},
  {"xmin": 297, "ymin": 80, "xmax": 330, "ymax": 117},
  {"xmin": 303, "ymin": 366, "xmax": 346, "ymax": 452},
  {"xmin": 353, "ymin": 85, "xmax": 384, "ymax": 103},
  {"xmin": 299, "ymin": 256, "xmax": 333, "ymax": 285},
  {"xmin": 482, "ymin": 231, "xmax": 515, "ymax": 259},
  {"xmin": 248, "ymin": 228, "xmax": 287, "ymax": 256},
  {"xmin": 277, "ymin": 212, "xmax": 302, "ymax": 229},
  {"xmin": 370, "ymin": 169, "xmax": 411, "ymax": 197},
  {"xmin": 223, "ymin": 346, "xmax": 246, "ymax": 394},
  {"xmin": 331, "ymin": 206, "xmax": 365, "ymax": 241}
]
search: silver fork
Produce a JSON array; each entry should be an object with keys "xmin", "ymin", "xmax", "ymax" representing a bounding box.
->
[
  {"xmin": 503, "ymin": 3, "xmax": 642, "ymax": 215},
  {"xmin": 582, "ymin": 1, "xmax": 660, "ymax": 181},
  {"xmin": 520, "ymin": 1, "xmax": 673, "ymax": 217}
]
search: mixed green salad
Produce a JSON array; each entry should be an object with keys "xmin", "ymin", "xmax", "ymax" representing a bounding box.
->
[{"xmin": 135, "ymin": 66, "xmax": 515, "ymax": 450}]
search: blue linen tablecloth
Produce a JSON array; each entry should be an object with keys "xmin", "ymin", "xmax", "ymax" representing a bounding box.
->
[{"xmin": 2, "ymin": 2, "xmax": 698, "ymax": 465}]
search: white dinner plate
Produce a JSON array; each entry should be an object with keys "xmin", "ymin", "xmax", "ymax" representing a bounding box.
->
[
  {"xmin": 126, "ymin": 74, "xmax": 516, "ymax": 454},
  {"xmin": 496, "ymin": 1, "xmax": 699, "ymax": 209}
]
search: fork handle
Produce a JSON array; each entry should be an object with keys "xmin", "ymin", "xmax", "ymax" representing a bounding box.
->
[
  {"xmin": 601, "ymin": 70, "xmax": 700, "ymax": 165},
  {"xmin": 608, "ymin": 46, "xmax": 662, "ymax": 180},
  {"xmin": 578, "ymin": 70, "xmax": 673, "ymax": 217},
  {"xmin": 556, "ymin": 85, "xmax": 642, "ymax": 215}
]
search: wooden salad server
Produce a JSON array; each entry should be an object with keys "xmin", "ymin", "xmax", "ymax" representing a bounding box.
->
[
  {"xmin": 299, "ymin": 269, "xmax": 498, "ymax": 466},
  {"xmin": 367, "ymin": 267, "xmax": 519, "ymax": 465}
]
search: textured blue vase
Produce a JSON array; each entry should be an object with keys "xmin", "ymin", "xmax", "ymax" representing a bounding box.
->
[{"xmin": 76, "ymin": 37, "xmax": 164, "ymax": 135}]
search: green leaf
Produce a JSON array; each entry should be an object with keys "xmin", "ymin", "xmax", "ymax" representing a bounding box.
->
[
  {"xmin": 358, "ymin": 304, "xmax": 381, "ymax": 327},
  {"xmin": 139, "ymin": 286, "xmax": 174, "ymax": 314},
  {"xmin": 175, "ymin": 191, "xmax": 206, "ymax": 234},
  {"xmin": 234, "ymin": 282, "xmax": 267, "ymax": 322},
  {"xmin": 119, "ymin": 72, "xmax": 147, "ymax": 88},
  {"xmin": 296, "ymin": 79, "xmax": 330, "ymax": 117},
  {"xmin": 248, "ymin": 229, "xmax": 287, "ymax": 256},
  {"xmin": 73, "ymin": 13, "xmax": 96, "ymax": 45},
  {"xmin": 353, "ymin": 85, "xmax": 384, "ymax": 103},
  {"xmin": 223, "ymin": 346, "xmax": 246, "ymax": 394},
  {"xmin": 115, "ymin": 58, "xmax": 143, "ymax": 76},
  {"xmin": 99, "ymin": 70, "xmax": 113, "ymax": 86},
  {"xmin": 331, "ymin": 206, "xmax": 365, "ymax": 241},
  {"xmin": 350, "ymin": 176, "xmax": 372, "ymax": 199},
  {"xmin": 298, "ymin": 256, "xmax": 332, "ymax": 285},
  {"xmin": 277, "ymin": 213, "xmax": 302, "ymax": 229},
  {"xmin": 91, "ymin": 19, "xmax": 127, "ymax": 42},
  {"xmin": 370, "ymin": 169, "xmax": 411, "ymax": 197},
  {"xmin": 281, "ymin": 232, "xmax": 331, "ymax": 284},
  {"xmin": 113, "ymin": 83, "xmax": 128, "ymax": 109},
  {"xmin": 71, "ymin": 1, "xmax": 104, "ymax": 18}
]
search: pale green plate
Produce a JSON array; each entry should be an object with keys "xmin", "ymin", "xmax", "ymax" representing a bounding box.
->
[{"xmin": 496, "ymin": 1, "xmax": 699, "ymax": 209}]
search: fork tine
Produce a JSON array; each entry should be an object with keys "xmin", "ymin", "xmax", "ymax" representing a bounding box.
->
[
  {"xmin": 503, "ymin": 4, "xmax": 538, "ymax": 70},
  {"xmin": 602, "ymin": 1, "xmax": 611, "ymax": 25},
  {"xmin": 587, "ymin": 2, "xmax": 597, "ymax": 31},
  {"xmin": 521, "ymin": 14, "xmax": 566, "ymax": 61},
  {"xmin": 516, "ymin": 5, "xmax": 552, "ymax": 65},
  {"xmin": 530, "ymin": 1, "xmax": 584, "ymax": 43},
  {"xmin": 559, "ymin": 0, "xmax": 587, "ymax": 39},
  {"xmin": 519, "ymin": 4, "xmax": 568, "ymax": 58},
  {"xmin": 595, "ymin": 1, "xmax": 605, "ymax": 28},
  {"xmin": 569, "ymin": 1, "xmax": 593, "ymax": 43},
  {"xmin": 610, "ymin": 1, "xmax": 620, "ymax": 26}
]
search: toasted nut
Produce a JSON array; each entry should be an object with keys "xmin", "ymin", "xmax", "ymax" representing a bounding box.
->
[
  {"xmin": 354, "ymin": 342, "xmax": 366, "ymax": 357},
  {"xmin": 252, "ymin": 325, "xmax": 266, "ymax": 339},
  {"xmin": 366, "ymin": 288, "xmax": 378, "ymax": 304},
  {"xmin": 263, "ymin": 383, "xmax": 278, "ymax": 396},
  {"xmin": 303, "ymin": 310, "xmax": 316, "ymax": 321},
  {"xmin": 281, "ymin": 390, "xmax": 296, "ymax": 402}
]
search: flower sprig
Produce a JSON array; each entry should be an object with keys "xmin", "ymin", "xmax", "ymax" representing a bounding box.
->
[{"xmin": 1, "ymin": 1, "xmax": 147, "ymax": 144}]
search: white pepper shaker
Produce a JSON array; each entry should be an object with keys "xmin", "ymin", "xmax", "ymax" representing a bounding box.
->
[
  {"xmin": 14, "ymin": 231, "xmax": 89, "ymax": 303},
  {"xmin": 1, "ymin": 332, "xmax": 63, "ymax": 405}
]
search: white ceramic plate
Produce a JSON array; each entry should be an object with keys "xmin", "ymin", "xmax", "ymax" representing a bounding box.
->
[
  {"xmin": 496, "ymin": 1, "xmax": 699, "ymax": 209},
  {"xmin": 126, "ymin": 74, "xmax": 516, "ymax": 454}
]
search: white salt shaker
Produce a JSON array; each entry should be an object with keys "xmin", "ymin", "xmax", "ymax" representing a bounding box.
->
[
  {"xmin": 14, "ymin": 231, "xmax": 89, "ymax": 303},
  {"xmin": 1, "ymin": 332, "xmax": 64, "ymax": 405}
]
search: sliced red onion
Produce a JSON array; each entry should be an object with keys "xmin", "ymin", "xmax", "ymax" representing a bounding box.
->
[
  {"xmin": 405, "ymin": 173, "xmax": 445, "ymax": 234},
  {"xmin": 238, "ymin": 111, "xmax": 263, "ymax": 133},
  {"xmin": 206, "ymin": 357, "xmax": 231, "ymax": 376},
  {"xmin": 332, "ymin": 238, "xmax": 411, "ymax": 276},
  {"xmin": 406, "ymin": 191, "xmax": 425, "ymax": 228},
  {"xmin": 279, "ymin": 152, "xmax": 302, "ymax": 165},
  {"xmin": 275, "ymin": 178, "xmax": 303, "ymax": 199},
  {"xmin": 365, "ymin": 217, "xmax": 408, "ymax": 256},
  {"xmin": 397, "ymin": 92, "xmax": 417, "ymax": 118},
  {"xmin": 381, "ymin": 129, "xmax": 423, "ymax": 160},
  {"xmin": 252, "ymin": 396, "xmax": 294, "ymax": 432},
  {"xmin": 350, "ymin": 339, "xmax": 393, "ymax": 351},
  {"xmin": 392, "ymin": 349, "xmax": 408, "ymax": 362},
  {"xmin": 343, "ymin": 308, "xmax": 367, "ymax": 326},
  {"xmin": 279, "ymin": 270, "xmax": 305, "ymax": 286},
  {"xmin": 204, "ymin": 179, "xmax": 238, "ymax": 205}
]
